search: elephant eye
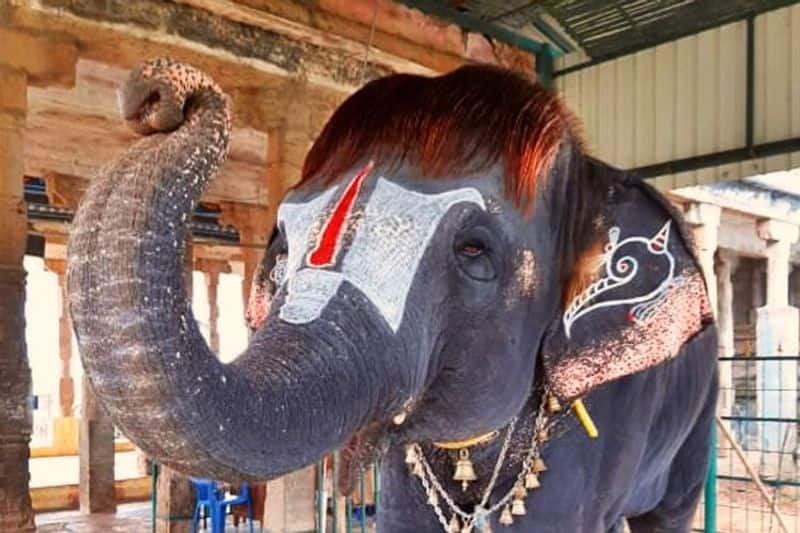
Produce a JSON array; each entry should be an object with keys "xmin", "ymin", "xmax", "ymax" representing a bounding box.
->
[
  {"xmin": 269, "ymin": 253, "xmax": 288, "ymax": 286},
  {"xmin": 454, "ymin": 230, "xmax": 496, "ymax": 282},
  {"xmin": 458, "ymin": 242, "xmax": 485, "ymax": 257}
]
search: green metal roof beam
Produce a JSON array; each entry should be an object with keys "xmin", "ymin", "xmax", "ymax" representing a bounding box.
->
[
  {"xmin": 396, "ymin": 0, "xmax": 560, "ymax": 86},
  {"xmin": 397, "ymin": 0, "xmax": 562, "ymax": 58}
]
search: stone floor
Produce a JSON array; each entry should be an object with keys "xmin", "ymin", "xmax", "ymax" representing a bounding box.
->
[
  {"xmin": 35, "ymin": 502, "xmax": 264, "ymax": 532},
  {"xmin": 36, "ymin": 503, "xmax": 152, "ymax": 532}
]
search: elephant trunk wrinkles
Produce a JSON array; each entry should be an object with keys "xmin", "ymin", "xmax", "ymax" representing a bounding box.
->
[{"xmin": 67, "ymin": 58, "xmax": 402, "ymax": 481}]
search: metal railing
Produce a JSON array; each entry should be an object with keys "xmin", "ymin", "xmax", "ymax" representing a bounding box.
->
[
  {"xmin": 694, "ymin": 354, "xmax": 800, "ymax": 532},
  {"xmin": 316, "ymin": 453, "xmax": 380, "ymax": 533}
]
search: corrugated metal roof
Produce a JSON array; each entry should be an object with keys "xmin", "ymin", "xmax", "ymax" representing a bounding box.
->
[
  {"xmin": 540, "ymin": 0, "xmax": 799, "ymax": 62},
  {"xmin": 403, "ymin": 0, "xmax": 800, "ymax": 63},
  {"xmin": 555, "ymin": 4, "xmax": 800, "ymax": 190}
]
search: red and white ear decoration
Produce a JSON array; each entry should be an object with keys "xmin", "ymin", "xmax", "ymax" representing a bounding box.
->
[
  {"xmin": 647, "ymin": 221, "xmax": 671, "ymax": 254},
  {"xmin": 562, "ymin": 221, "xmax": 676, "ymax": 339}
]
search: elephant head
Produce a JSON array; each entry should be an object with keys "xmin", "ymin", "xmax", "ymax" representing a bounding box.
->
[{"xmin": 67, "ymin": 58, "xmax": 711, "ymax": 485}]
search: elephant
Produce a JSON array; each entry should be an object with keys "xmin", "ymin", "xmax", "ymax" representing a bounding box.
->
[{"xmin": 67, "ymin": 57, "xmax": 718, "ymax": 533}]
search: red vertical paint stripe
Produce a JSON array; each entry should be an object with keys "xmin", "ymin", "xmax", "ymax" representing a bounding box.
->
[{"xmin": 308, "ymin": 161, "xmax": 374, "ymax": 267}]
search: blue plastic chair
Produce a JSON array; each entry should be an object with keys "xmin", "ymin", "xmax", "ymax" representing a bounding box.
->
[
  {"xmin": 190, "ymin": 478, "xmax": 220, "ymax": 532},
  {"xmin": 216, "ymin": 483, "xmax": 254, "ymax": 533}
]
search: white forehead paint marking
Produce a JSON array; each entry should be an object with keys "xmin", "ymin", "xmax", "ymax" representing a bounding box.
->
[
  {"xmin": 277, "ymin": 177, "xmax": 485, "ymax": 331},
  {"xmin": 277, "ymin": 187, "xmax": 337, "ymax": 283}
]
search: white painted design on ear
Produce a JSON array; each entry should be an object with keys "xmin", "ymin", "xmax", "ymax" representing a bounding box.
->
[
  {"xmin": 277, "ymin": 177, "xmax": 485, "ymax": 331},
  {"xmin": 562, "ymin": 221, "xmax": 676, "ymax": 339}
]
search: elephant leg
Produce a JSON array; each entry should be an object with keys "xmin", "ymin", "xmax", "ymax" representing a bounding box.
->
[{"xmin": 628, "ymin": 382, "xmax": 717, "ymax": 533}]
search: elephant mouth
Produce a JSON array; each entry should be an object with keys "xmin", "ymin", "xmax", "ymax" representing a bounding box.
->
[{"xmin": 338, "ymin": 422, "xmax": 391, "ymax": 495}]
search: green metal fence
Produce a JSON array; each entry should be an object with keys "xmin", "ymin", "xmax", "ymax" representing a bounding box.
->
[
  {"xmin": 316, "ymin": 453, "xmax": 381, "ymax": 533},
  {"xmin": 694, "ymin": 354, "xmax": 800, "ymax": 532}
]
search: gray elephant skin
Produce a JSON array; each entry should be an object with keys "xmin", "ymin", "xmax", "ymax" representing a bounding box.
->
[{"xmin": 67, "ymin": 58, "xmax": 718, "ymax": 532}]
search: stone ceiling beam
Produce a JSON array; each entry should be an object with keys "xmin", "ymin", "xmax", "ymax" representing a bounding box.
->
[
  {"xmin": 5, "ymin": 0, "xmax": 431, "ymax": 93},
  {"xmin": 0, "ymin": 26, "xmax": 77, "ymax": 88}
]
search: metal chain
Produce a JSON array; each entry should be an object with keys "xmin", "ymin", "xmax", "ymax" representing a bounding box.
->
[
  {"xmin": 412, "ymin": 387, "xmax": 553, "ymax": 530},
  {"xmin": 417, "ymin": 416, "xmax": 517, "ymax": 522}
]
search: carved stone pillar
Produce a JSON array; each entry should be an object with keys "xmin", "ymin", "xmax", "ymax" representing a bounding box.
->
[
  {"xmin": 79, "ymin": 377, "xmax": 117, "ymax": 513},
  {"xmin": 195, "ymin": 258, "xmax": 230, "ymax": 355},
  {"xmin": 264, "ymin": 467, "xmax": 317, "ymax": 533},
  {"xmin": 258, "ymin": 123, "xmax": 316, "ymax": 533},
  {"xmin": 78, "ymin": 235, "xmax": 117, "ymax": 511},
  {"xmin": 0, "ymin": 65, "xmax": 36, "ymax": 533},
  {"xmin": 46, "ymin": 258, "xmax": 74, "ymax": 417},
  {"xmin": 0, "ymin": 30, "xmax": 76, "ymax": 529},
  {"xmin": 755, "ymin": 219, "xmax": 799, "ymax": 475},
  {"xmin": 684, "ymin": 202, "xmax": 722, "ymax": 313},
  {"xmin": 715, "ymin": 250, "xmax": 738, "ymax": 454},
  {"xmin": 206, "ymin": 270, "xmax": 220, "ymax": 353}
]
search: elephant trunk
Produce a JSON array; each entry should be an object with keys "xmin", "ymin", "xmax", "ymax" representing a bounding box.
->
[{"xmin": 67, "ymin": 58, "xmax": 410, "ymax": 481}]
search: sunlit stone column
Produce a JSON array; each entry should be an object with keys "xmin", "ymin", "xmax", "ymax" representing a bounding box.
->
[
  {"xmin": 45, "ymin": 259, "xmax": 75, "ymax": 418},
  {"xmin": 79, "ymin": 377, "xmax": 117, "ymax": 513},
  {"xmin": 79, "ymin": 238, "xmax": 116, "ymax": 513},
  {"xmin": 195, "ymin": 257, "xmax": 230, "ymax": 355},
  {"xmin": 715, "ymin": 250, "xmax": 738, "ymax": 453},
  {"xmin": 0, "ymin": 65, "xmax": 36, "ymax": 533},
  {"xmin": 684, "ymin": 202, "xmax": 721, "ymax": 313},
  {"xmin": 755, "ymin": 219, "xmax": 799, "ymax": 475},
  {"xmin": 206, "ymin": 270, "xmax": 220, "ymax": 353}
]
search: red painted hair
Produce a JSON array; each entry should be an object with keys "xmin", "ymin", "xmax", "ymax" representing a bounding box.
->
[{"xmin": 300, "ymin": 65, "xmax": 581, "ymax": 212}]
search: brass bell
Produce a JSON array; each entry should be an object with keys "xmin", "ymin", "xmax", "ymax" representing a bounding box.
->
[
  {"xmin": 532, "ymin": 456, "xmax": 547, "ymax": 473},
  {"xmin": 452, "ymin": 448, "xmax": 477, "ymax": 491},
  {"xmin": 461, "ymin": 524, "xmax": 473, "ymax": 533},
  {"xmin": 524, "ymin": 471, "xmax": 540, "ymax": 489},
  {"xmin": 511, "ymin": 497, "xmax": 527, "ymax": 516},
  {"xmin": 405, "ymin": 445, "xmax": 418, "ymax": 465},
  {"xmin": 537, "ymin": 428, "xmax": 549, "ymax": 442},
  {"xmin": 513, "ymin": 483, "xmax": 527, "ymax": 499},
  {"xmin": 547, "ymin": 394, "xmax": 562, "ymax": 413},
  {"xmin": 427, "ymin": 489, "xmax": 439, "ymax": 506},
  {"xmin": 499, "ymin": 505, "xmax": 514, "ymax": 526},
  {"xmin": 448, "ymin": 514, "xmax": 461, "ymax": 533}
]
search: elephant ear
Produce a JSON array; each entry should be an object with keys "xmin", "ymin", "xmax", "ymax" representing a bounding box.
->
[{"xmin": 541, "ymin": 218, "xmax": 714, "ymax": 401}]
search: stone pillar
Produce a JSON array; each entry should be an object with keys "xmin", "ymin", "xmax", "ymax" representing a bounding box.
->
[
  {"xmin": 0, "ymin": 65, "xmax": 36, "ymax": 533},
  {"xmin": 156, "ymin": 469, "xmax": 194, "ymax": 533},
  {"xmin": 684, "ymin": 202, "xmax": 722, "ymax": 313},
  {"xmin": 251, "ymin": 121, "xmax": 317, "ymax": 532},
  {"xmin": 715, "ymin": 251, "xmax": 738, "ymax": 454},
  {"xmin": 79, "ymin": 377, "xmax": 117, "ymax": 513},
  {"xmin": 755, "ymin": 219, "xmax": 799, "ymax": 475},
  {"xmin": 195, "ymin": 258, "xmax": 230, "ymax": 355},
  {"xmin": 45, "ymin": 259, "xmax": 74, "ymax": 417},
  {"xmin": 205, "ymin": 270, "xmax": 220, "ymax": 353},
  {"xmin": 0, "ymin": 30, "xmax": 76, "ymax": 529},
  {"xmin": 156, "ymin": 235, "xmax": 195, "ymax": 532},
  {"xmin": 264, "ymin": 467, "xmax": 317, "ymax": 533}
]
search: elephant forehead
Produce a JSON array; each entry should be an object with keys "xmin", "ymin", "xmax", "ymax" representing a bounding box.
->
[{"xmin": 278, "ymin": 177, "xmax": 486, "ymax": 331}]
